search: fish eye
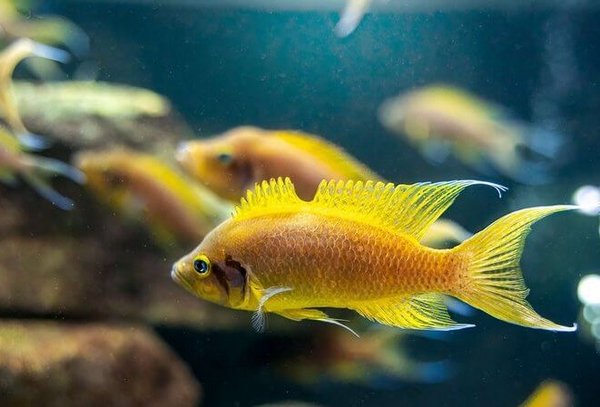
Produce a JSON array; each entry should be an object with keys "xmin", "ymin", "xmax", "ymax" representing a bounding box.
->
[
  {"xmin": 216, "ymin": 152, "xmax": 233, "ymax": 166},
  {"xmin": 193, "ymin": 254, "xmax": 211, "ymax": 277}
]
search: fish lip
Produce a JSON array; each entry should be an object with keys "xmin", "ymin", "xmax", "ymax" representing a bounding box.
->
[
  {"xmin": 171, "ymin": 264, "xmax": 197, "ymax": 296},
  {"xmin": 170, "ymin": 264, "xmax": 180, "ymax": 282},
  {"xmin": 174, "ymin": 142, "xmax": 190, "ymax": 165}
]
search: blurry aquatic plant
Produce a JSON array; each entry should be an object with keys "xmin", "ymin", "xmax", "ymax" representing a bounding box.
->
[{"xmin": 378, "ymin": 84, "xmax": 563, "ymax": 184}]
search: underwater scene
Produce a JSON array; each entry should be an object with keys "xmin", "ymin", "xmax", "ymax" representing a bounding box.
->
[{"xmin": 1, "ymin": 0, "xmax": 599, "ymax": 406}]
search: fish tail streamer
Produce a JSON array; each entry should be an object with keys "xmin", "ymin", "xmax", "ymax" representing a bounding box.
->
[{"xmin": 452, "ymin": 205, "xmax": 577, "ymax": 332}]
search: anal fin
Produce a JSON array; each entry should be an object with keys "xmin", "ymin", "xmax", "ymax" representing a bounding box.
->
[
  {"xmin": 276, "ymin": 308, "xmax": 329, "ymax": 321},
  {"xmin": 353, "ymin": 293, "xmax": 474, "ymax": 331}
]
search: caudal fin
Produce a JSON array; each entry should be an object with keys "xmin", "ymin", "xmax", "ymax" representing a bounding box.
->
[{"xmin": 453, "ymin": 205, "xmax": 578, "ymax": 332}]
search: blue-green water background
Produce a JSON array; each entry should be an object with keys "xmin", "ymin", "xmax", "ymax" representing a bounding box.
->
[{"xmin": 49, "ymin": 2, "xmax": 600, "ymax": 406}]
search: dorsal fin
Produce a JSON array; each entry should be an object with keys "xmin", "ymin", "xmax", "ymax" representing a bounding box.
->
[
  {"xmin": 273, "ymin": 131, "xmax": 381, "ymax": 181},
  {"xmin": 312, "ymin": 179, "xmax": 506, "ymax": 240},
  {"xmin": 234, "ymin": 177, "xmax": 506, "ymax": 240},
  {"xmin": 233, "ymin": 177, "xmax": 304, "ymax": 221}
]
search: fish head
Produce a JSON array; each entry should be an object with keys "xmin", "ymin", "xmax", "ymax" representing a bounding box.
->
[
  {"xmin": 171, "ymin": 224, "xmax": 250, "ymax": 309},
  {"xmin": 378, "ymin": 96, "xmax": 408, "ymax": 133},
  {"xmin": 73, "ymin": 150, "xmax": 139, "ymax": 213},
  {"xmin": 175, "ymin": 127, "xmax": 261, "ymax": 202}
]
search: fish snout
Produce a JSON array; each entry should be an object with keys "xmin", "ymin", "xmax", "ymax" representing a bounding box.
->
[
  {"xmin": 170, "ymin": 263, "xmax": 181, "ymax": 283},
  {"xmin": 175, "ymin": 142, "xmax": 191, "ymax": 165}
]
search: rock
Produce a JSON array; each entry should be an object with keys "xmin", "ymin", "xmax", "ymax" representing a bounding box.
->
[
  {"xmin": 0, "ymin": 321, "xmax": 201, "ymax": 407},
  {"xmin": 0, "ymin": 187, "xmax": 244, "ymax": 329}
]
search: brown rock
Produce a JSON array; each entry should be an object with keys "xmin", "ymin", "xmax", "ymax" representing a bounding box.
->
[
  {"xmin": 0, "ymin": 321, "xmax": 201, "ymax": 407},
  {"xmin": 0, "ymin": 185, "xmax": 244, "ymax": 329}
]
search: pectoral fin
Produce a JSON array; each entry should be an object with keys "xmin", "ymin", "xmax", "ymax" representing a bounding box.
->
[
  {"xmin": 251, "ymin": 286, "xmax": 293, "ymax": 333},
  {"xmin": 353, "ymin": 293, "xmax": 475, "ymax": 331}
]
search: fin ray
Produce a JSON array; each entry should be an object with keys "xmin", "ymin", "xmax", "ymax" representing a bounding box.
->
[
  {"xmin": 454, "ymin": 205, "xmax": 578, "ymax": 331},
  {"xmin": 276, "ymin": 308, "xmax": 359, "ymax": 337},
  {"xmin": 312, "ymin": 179, "xmax": 506, "ymax": 240},
  {"xmin": 235, "ymin": 178, "xmax": 505, "ymax": 242},
  {"xmin": 353, "ymin": 293, "xmax": 475, "ymax": 331}
]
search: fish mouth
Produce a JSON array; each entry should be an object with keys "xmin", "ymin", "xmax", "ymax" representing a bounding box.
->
[
  {"xmin": 171, "ymin": 264, "xmax": 195, "ymax": 295},
  {"xmin": 175, "ymin": 142, "xmax": 189, "ymax": 163}
]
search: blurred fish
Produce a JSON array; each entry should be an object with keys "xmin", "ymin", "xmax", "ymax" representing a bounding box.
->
[
  {"xmin": 281, "ymin": 328, "xmax": 451, "ymax": 387},
  {"xmin": 0, "ymin": 38, "xmax": 69, "ymax": 149},
  {"xmin": 336, "ymin": 0, "xmax": 371, "ymax": 37},
  {"xmin": 74, "ymin": 148, "xmax": 232, "ymax": 249},
  {"xmin": 172, "ymin": 177, "xmax": 578, "ymax": 334},
  {"xmin": 0, "ymin": 0, "xmax": 89, "ymax": 57},
  {"xmin": 0, "ymin": 125, "xmax": 84, "ymax": 209},
  {"xmin": 520, "ymin": 380, "xmax": 573, "ymax": 407},
  {"xmin": 378, "ymin": 85, "xmax": 562, "ymax": 184},
  {"xmin": 176, "ymin": 125, "xmax": 469, "ymax": 249},
  {"xmin": 176, "ymin": 126, "xmax": 379, "ymax": 202}
]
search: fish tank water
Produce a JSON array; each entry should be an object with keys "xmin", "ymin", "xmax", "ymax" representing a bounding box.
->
[{"xmin": 1, "ymin": 0, "xmax": 599, "ymax": 406}]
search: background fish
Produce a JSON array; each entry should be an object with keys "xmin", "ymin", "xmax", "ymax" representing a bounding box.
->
[
  {"xmin": 520, "ymin": 380, "xmax": 573, "ymax": 407},
  {"xmin": 176, "ymin": 126, "xmax": 379, "ymax": 202},
  {"xmin": 278, "ymin": 327, "xmax": 452, "ymax": 387},
  {"xmin": 378, "ymin": 84, "xmax": 563, "ymax": 184},
  {"xmin": 75, "ymin": 148, "xmax": 232, "ymax": 249}
]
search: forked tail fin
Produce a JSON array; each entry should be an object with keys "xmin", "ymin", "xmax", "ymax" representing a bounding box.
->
[{"xmin": 453, "ymin": 205, "xmax": 578, "ymax": 332}]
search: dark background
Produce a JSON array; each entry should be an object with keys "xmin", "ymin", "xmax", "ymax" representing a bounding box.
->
[{"xmin": 44, "ymin": 2, "xmax": 600, "ymax": 405}]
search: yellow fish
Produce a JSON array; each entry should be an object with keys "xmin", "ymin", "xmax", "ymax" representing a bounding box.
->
[
  {"xmin": 176, "ymin": 126, "xmax": 470, "ymax": 249},
  {"xmin": 520, "ymin": 380, "xmax": 573, "ymax": 407},
  {"xmin": 176, "ymin": 126, "xmax": 379, "ymax": 202},
  {"xmin": 172, "ymin": 177, "xmax": 578, "ymax": 334},
  {"xmin": 74, "ymin": 148, "xmax": 232, "ymax": 248},
  {"xmin": 378, "ymin": 85, "xmax": 558, "ymax": 183},
  {"xmin": 0, "ymin": 125, "xmax": 84, "ymax": 209}
]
